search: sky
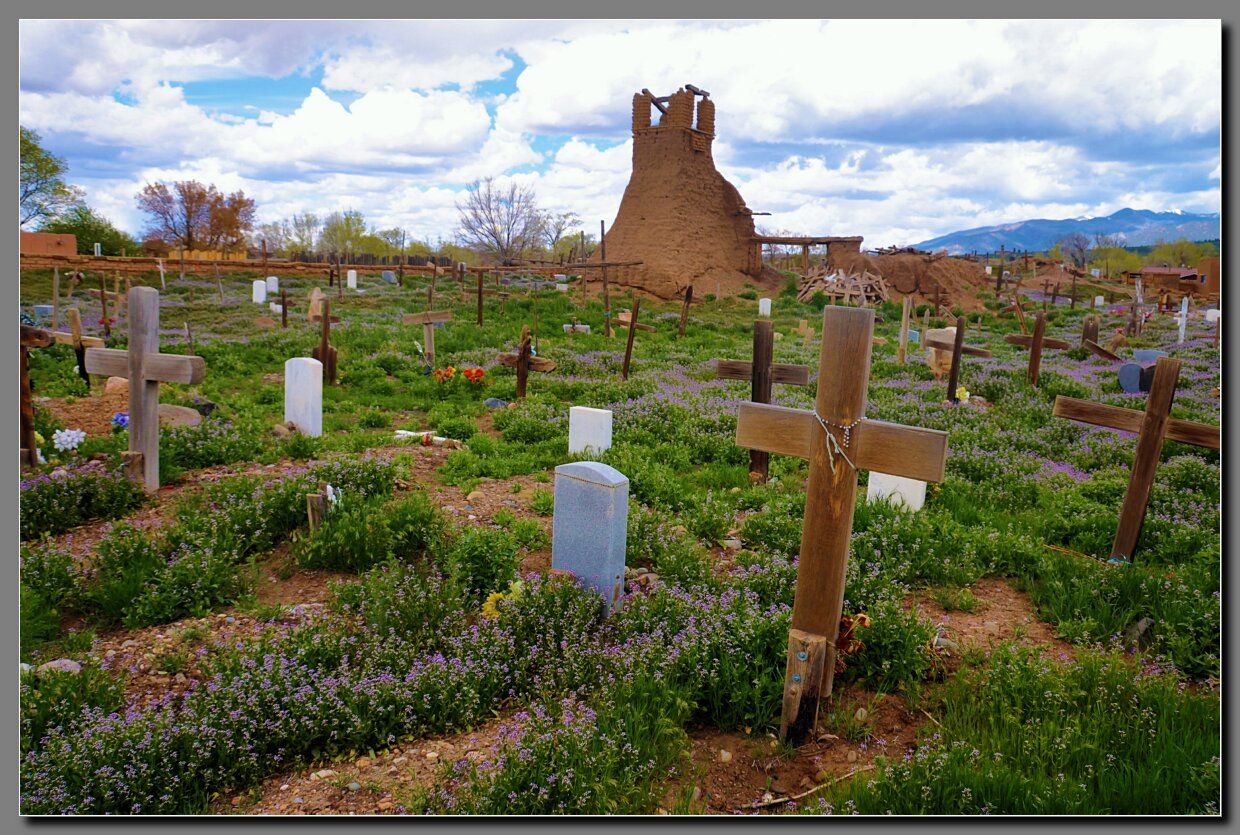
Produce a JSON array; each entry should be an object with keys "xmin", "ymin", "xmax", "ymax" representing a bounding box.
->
[{"xmin": 17, "ymin": 18, "xmax": 1223, "ymax": 250}]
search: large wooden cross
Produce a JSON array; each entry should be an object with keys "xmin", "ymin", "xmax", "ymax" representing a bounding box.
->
[
  {"xmin": 84, "ymin": 287, "xmax": 206, "ymax": 492},
  {"xmin": 1004, "ymin": 311, "xmax": 1071, "ymax": 386},
  {"xmin": 47, "ymin": 308, "xmax": 105, "ymax": 388},
  {"xmin": 20, "ymin": 325, "xmax": 53, "ymax": 467},
  {"xmin": 615, "ymin": 299, "xmax": 654, "ymax": 381},
  {"xmin": 896, "ymin": 296, "xmax": 913, "ymax": 365},
  {"xmin": 475, "ymin": 271, "xmax": 510, "ymax": 327},
  {"xmin": 715, "ymin": 320, "xmax": 810, "ymax": 482},
  {"xmin": 497, "ymin": 325, "xmax": 556, "ymax": 399},
  {"xmin": 312, "ymin": 298, "xmax": 338, "ymax": 384},
  {"xmin": 735, "ymin": 307, "xmax": 948, "ymax": 744},
  {"xmin": 1080, "ymin": 313, "xmax": 1099, "ymax": 348},
  {"xmin": 1052, "ymin": 357, "xmax": 1220, "ymax": 561},
  {"xmin": 924, "ymin": 316, "xmax": 993, "ymax": 403},
  {"xmin": 402, "ymin": 309, "xmax": 452, "ymax": 366}
]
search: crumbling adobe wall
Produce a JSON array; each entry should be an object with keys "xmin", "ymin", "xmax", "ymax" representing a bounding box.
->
[
  {"xmin": 827, "ymin": 240, "xmax": 991, "ymax": 313},
  {"xmin": 596, "ymin": 88, "xmax": 784, "ymax": 299}
]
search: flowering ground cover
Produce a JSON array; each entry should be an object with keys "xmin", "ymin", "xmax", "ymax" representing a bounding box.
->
[{"xmin": 17, "ymin": 269, "xmax": 1220, "ymax": 815}]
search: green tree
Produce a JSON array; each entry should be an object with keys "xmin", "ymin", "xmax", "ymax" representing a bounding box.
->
[
  {"xmin": 39, "ymin": 205, "xmax": 139, "ymax": 256},
  {"xmin": 317, "ymin": 210, "xmax": 369, "ymax": 255},
  {"xmin": 1145, "ymin": 239, "xmax": 1217, "ymax": 268},
  {"xmin": 20, "ymin": 126, "xmax": 84, "ymax": 228},
  {"xmin": 1088, "ymin": 245, "xmax": 1141, "ymax": 279}
]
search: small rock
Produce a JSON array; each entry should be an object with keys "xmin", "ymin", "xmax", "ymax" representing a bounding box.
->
[
  {"xmin": 293, "ymin": 797, "xmax": 304, "ymax": 804},
  {"xmin": 854, "ymin": 707, "xmax": 868, "ymax": 723},
  {"xmin": 174, "ymin": 673, "xmax": 187, "ymax": 684},
  {"xmin": 345, "ymin": 782, "xmax": 361, "ymax": 792},
  {"xmin": 799, "ymin": 776, "xmax": 813, "ymax": 789},
  {"xmin": 387, "ymin": 766, "xmax": 399, "ymax": 776},
  {"xmin": 105, "ymin": 376, "xmax": 128, "ymax": 394},
  {"xmin": 121, "ymin": 639, "xmax": 138, "ymax": 649},
  {"xmin": 232, "ymin": 796, "xmax": 243, "ymax": 807},
  {"xmin": 718, "ymin": 749, "xmax": 732, "ymax": 763},
  {"xmin": 1122, "ymin": 616, "xmax": 1155, "ymax": 652},
  {"xmin": 425, "ymin": 752, "xmax": 439, "ymax": 763},
  {"xmin": 280, "ymin": 784, "xmax": 289, "ymax": 791},
  {"xmin": 355, "ymin": 757, "xmax": 371, "ymax": 768},
  {"xmin": 272, "ymin": 424, "xmax": 292, "ymax": 438},
  {"xmin": 466, "ymin": 490, "xmax": 483, "ymax": 502},
  {"xmin": 723, "ymin": 538, "xmax": 743, "ymax": 551},
  {"xmin": 815, "ymin": 769, "xmax": 830, "ymax": 783},
  {"xmin": 933, "ymin": 635, "xmax": 960, "ymax": 651},
  {"xmin": 983, "ymin": 621, "xmax": 1000, "ymax": 636},
  {"xmin": 105, "ymin": 650, "xmax": 116, "ymax": 659},
  {"xmin": 484, "ymin": 397, "xmax": 508, "ymax": 409},
  {"xmin": 313, "ymin": 769, "xmax": 337, "ymax": 780},
  {"xmin": 729, "ymin": 486, "xmax": 741, "ymax": 494},
  {"xmin": 691, "ymin": 785, "xmax": 703, "ymax": 803},
  {"xmin": 225, "ymin": 616, "xmax": 236, "ymax": 624},
  {"xmin": 392, "ymin": 756, "xmax": 408, "ymax": 766},
  {"xmin": 377, "ymin": 800, "xmax": 394, "ymax": 811},
  {"xmin": 37, "ymin": 659, "xmax": 82, "ymax": 675},
  {"xmin": 847, "ymin": 750, "xmax": 858, "ymax": 763}
]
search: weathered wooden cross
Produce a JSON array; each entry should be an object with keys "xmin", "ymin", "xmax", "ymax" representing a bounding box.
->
[
  {"xmin": 715, "ymin": 320, "xmax": 810, "ymax": 482},
  {"xmin": 1004, "ymin": 311, "xmax": 1071, "ymax": 386},
  {"xmin": 46, "ymin": 308, "xmax": 105, "ymax": 388},
  {"xmin": 84, "ymin": 287, "xmax": 206, "ymax": 492},
  {"xmin": 734, "ymin": 307, "xmax": 948, "ymax": 744},
  {"xmin": 311, "ymin": 298, "xmax": 338, "ymax": 385},
  {"xmin": 678, "ymin": 285, "xmax": 693, "ymax": 339},
  {"xmin": 20, "ymin": 325, "xmax": 53, "ymax": 467},
  {"xmin": 497, "ymin": 324, "xmax": 556, "ymax": 399},
  {"xmin": 896, "ymin": 296, "xmax": 913, "ymax": 365},
  {"xmin": 615, "ymin": 299, "xmax": 654, "ymax": 381},
  {"xmin": 1052, "ymin": 357, "xmax": 1220, "ymax": 562},
  {"xmin": 795, "ymin": 319, "xmax": 813, "ymax": 348},
  {"xmin": 475, "ymin": 271, "xmax": 510, "ymax": 327},
  {"xmin": 924, "ymin": 316, "xmax": 993, "ymax": 403},
  {"xmin": 402, "ymin": 308, "xmax": 453, "ymax": 366},
  {"xmin": 1080, "ymin": 314, "xmax": 1100, "ymax": 348}
]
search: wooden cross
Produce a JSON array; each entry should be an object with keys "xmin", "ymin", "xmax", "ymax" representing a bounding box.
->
[
  {"xmin": 402, "ymin": 309, "xmax": 452, "ymax": 366},
  {"xmin": 678, "ymin": 285, "xmax": 693, "ymax": 339},
  {"xmin": 795, "ymin": 319, "xmax": 813, "ymax": 349},
  {"xmin": 1083, "ymin": 338, "xmax": 1122, "ymax": 362},
  {"xmin": 280, "ymin": 289, "xmax": 289, "ymax": 329},
  {"xmin": 47, "ymin": 308, "xmax": 105, "ymax": 388},
  {"xmin": 84, "ymin": 287, "xmax": 206, "ymax": 492},
  {"xmin": 306, "ymin": 481, "xmax": 329, "ymax": 531},
  {"xmin": 924, "ymin": 316, "xmax": 993, "ymax": 403},
  {"xmin": 20, "ymin": 324, "xmax": 53, "ymax": 467},
  {"xmin": 1080, "ymin": 314, "xmax": 1100, "ymax": 348},
  {"xmin": 1068, "ymin": 273, "xmax": 1079, "ymax": 309},
  {"xmin": 1052, "ymin": 357, "xmax": 1220, "ymax": 562},
  {"xmin": 615, "ymin": 299, "xmax": 653, "ymax": 381},
  {"xmin": 1004, "ymin": 312, "xmax": 1071, "ymax": 386},
  {"xmin": 733, "ymin": 307, "xmax": 948, "ymax": 744},
  {"xmin": 312, "ymin": 298, "xmax": 338, "ymax": 384},
  {"xmin": 896, "ymin": 296, "xmax": 912, "ymax": 365},
  {"xmin": 1126, "ymin": 298, "xmax": 1144, "ymax": 337},
  {"xmin": 497, "ymin": 324, "xmax": 556, "ymax": 399},
  {"xmin": 475, "ymin": 271, "xmax": 510, "ymax": 327},
  {"xmin": 715, "ymin": 320, "xmax": 810, "ymax": 482}
]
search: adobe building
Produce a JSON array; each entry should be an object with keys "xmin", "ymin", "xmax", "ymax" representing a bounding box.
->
[
  {"xmin": 20, "ymin": 231, "xmax": 77, "ymax": 256},
  {"xmin": 595, "ymin": 86, "xmax": 787, "ymax": 298}
]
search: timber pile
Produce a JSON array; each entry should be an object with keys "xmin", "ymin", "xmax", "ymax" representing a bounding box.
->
[{"xmin": 796, "ymin": 267, "xmax": 890, "ymax": 305}]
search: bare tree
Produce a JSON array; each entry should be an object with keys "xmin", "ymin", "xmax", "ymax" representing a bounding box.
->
[
  {"xmin": 1058, "ymin": 232, "xmax": 1090, "ymax": 270},
  {"xmin": 541, "ymin": 210, "xmax": 581, "ymax": 255},
  {"xmin": 456, "ymin": 177, "xmax": 545, "ymax": 263},
  {"xmin": 288, "ymin": 213, "xmax": 321, "ymax": 254}
]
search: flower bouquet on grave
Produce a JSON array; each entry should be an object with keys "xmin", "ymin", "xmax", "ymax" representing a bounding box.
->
[
  {"xmin": 111, "ymin": 412, "xmax": 129, "ymax": 435},
  {"xmin": 462, "ymin": 367, "xmax": 487, "ymax": 386}
]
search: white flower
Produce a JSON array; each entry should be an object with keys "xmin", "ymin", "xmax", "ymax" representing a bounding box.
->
[
  {"xmin": 325, "ymin": 484, "xmax": 340, "ymax": 508},
  {"xmin": 52, "ymin": 428, "xmax": 87, "ymax": 452}
]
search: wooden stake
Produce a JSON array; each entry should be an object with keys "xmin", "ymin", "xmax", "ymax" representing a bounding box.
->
[
  {"xmin": 20, "ymin": 325, "xmax": 53, "ymax": 468},
  {"xmin": 1004, "ymin": 312, "xmax": 1071, "ymax": 387},
  {"xmin": 98, "ymin": 273, "xmax": 111, "ymax": 339},
  {"xmin": 621, "ymin": 297, "xmax": 640, "ymax": 380},
  {"xmin": 679, "ymin": 285, "xmax": 693, "ymax": 339},
  {"xmin": 281, "ymin": 289, "xmax": 288, "ymax": 329},
  {"xmin": 52, "ymin": 268, "xmax": 60, "ymax": 329},
  {"xmin": 780, "ymin": 630, "xmax": 827, "ymax": 744},
  {"xmin": 897, "ymin": 295, "xmax": 912, "ymax": 365},
  {"xmin": 307, "ymin": 481, "xmax": 328, "ymax": 531},
  {"xmin": 601, "ymin": 220, "xmax": 612, "ymax": 338},
  {"xmin": 184, "ymin": 322, "xmax": 194, "ymax": 357},
  {"xmin": 312, "ymin": 299, "xmax": 338, "ymax": 384}
]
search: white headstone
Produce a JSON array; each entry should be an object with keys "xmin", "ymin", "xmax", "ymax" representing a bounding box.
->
[
  {"xmin": 758, "ymin": 298, "xmax": 772, "ymax": 317},
  {"xmin": 568, "ymin": 406, "xmax": 612, "ymax": 456},
  {"xmin": 985, "ymin": 266, "xmax": 993, "ymax": 275},
  {"xmin": 556, "ymin": 283, "xmax": 569, "ymax": 292},
  {"xmin": 551, "ymin": 461, "xmax": 628, "ymax": 615},
  {"xmin": 266, "ymin": 276, "xmax": 279, "ymax": 293},
  {"xmin": 93, "ymin": 243, "xmax": 102, "ymax": 256},
  {"xmin": 1091, "ymin": 268, "xmax": 1101, "ymax": 278},
  {"xmin": 347, "ymin": 269, "xmax": 358, "ymax": 289},
  {"xmin": 553, "ymin": 274, "xmax": 567, "ymax": 282},
  {"xmin": 269, "ymin": 301, "xmax": 284, "ymax": 314},
  {"xmin": 1094, "ymin": 296, "xmax": 1105, "ymax": 308},
  {"xmin": 284, "ymin": 358, "xmax": 322, "ymax": 437},
  {"xmin": 1205, "ymin": 308, "xmax": 1221, "ymax": 323},
  {"xmin": 563, "ymin": 323, "xmax": 591, "ymax": 333},
  {"xmin": 866, "ymin": 471, "xmax": 927, "ymax": 513},
  {"xmin": 1178, "ymin": 296, "xmax": 1189, "ymax": 343},
  {"xmin": 1135, "ymin": 278, "xmax": 1143, "ymax": 304},
  {"xmin": 252, "ymin": 280, "xmax": 268, "ymax": 304}
]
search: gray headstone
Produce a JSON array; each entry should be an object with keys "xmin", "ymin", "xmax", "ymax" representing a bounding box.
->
[
  {"xmin": 483, "ymin": 397, "xmax": 508, "ymax": 409},
  {"xmin": 381, "ymin": 270, "xmax": 396, "ymax": 284},
  {"xmin": 551, "ymin": 461, "xmax": 629, "ymax": 615},
  {"xmin": 1118, "ymin": 363, "xmax": 1143, "ymax": 394},
  {"xmin": 1132, "ymin": 349, "xmax": 1168, "ymax": 364}
]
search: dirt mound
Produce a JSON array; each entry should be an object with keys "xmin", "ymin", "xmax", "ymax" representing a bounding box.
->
[{"xmin": 829, "ymin": 245, "xmax": 991, "ymax": 312}]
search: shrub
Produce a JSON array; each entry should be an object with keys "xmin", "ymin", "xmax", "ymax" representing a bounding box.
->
[
  {"xmin": 357, "ymin": 409, "xmax": 391, "ymax": 429},
  {"xmin": 20, "ymin": 587, "xmax": 60, "ymax": 655},
  {"xmin": 433, "ymin": 415, "xmax": 477, "ymax": 441},
  {"xmin": 529, "ymin": 488, "xmax": 554, "ymax": 516},
  {"xmin": 292, "ymin": 495, "xmax": 395, "ymax": 573},
  {"xmin": 441, "ymin": 526, "xmax": 521, "ymax": 600},
  {"xmin": 161, "ymin": 416, "xmax": 263, "ymax": 472},
  {"xmin": 20, "ymin": 661, "xmax": 125, "ymax": 753},
  {"xmin": 20, "ymin": 463, "xmax": 145, "ymax": 541}
]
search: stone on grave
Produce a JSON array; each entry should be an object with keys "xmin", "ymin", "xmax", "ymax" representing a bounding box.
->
[
  {"xmin": 269, "ymin": 301, "xmax": 284, "ymax": 314},
  {"xmin": 1205, "ymin": 308, "xmax": 1221, "ymax": 323},
  {"xmin": 866, "ymin": 471, "xmax": 927, "ymax": 512},
  {"xmin": 347, "ymin": 269, "xmax": 358, "ymax": 289},
  {"xmin": 908, "ymin": 328, "xmax": 920, "ymax": 345},
  {"xmin": 483, "ymin": 397, "xmax": 509, "ymax": 409},
  {"xmin": 568, "ymin": 406, "xmax": 612, "ymax": 456},
  {"xmin": 158, "ymin": 404, "xmax": 203, "ymax": 428},
  {"xmin": 551, "ymin": 461, "xmax": 629, "ymax": 615},
  {"xmin": 1132, "ymin": 349, "xmax": 1168, "ymax": 364},
  {"xmin": 284, "ymin": 358, "xmax": 323, "ymax": 437},
  {"xmin": 381, "ymin": 270, "xmax": 396, "ymax": 284},
  {"xmin": 758, "ymin": 298, "xmax": 772, "ymax": 317},
  {"xmin": 252, "ymin": 280, "xmax": 267, "ymax": 304},
  {"xmin": 985, "ymin": 266, "xmax": 992, "ymax": 275},
  {"xmin": 266, "ymin": 276, "xmax": 279, "ymax": 293},
  {"xmin": 1094, "ymin": 296, "xmax": 1105, "ymax": 307}
]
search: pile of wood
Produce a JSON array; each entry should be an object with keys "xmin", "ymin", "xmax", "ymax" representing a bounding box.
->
[{"xmin": 796, "ymin": 266, "xmax": 890, "ymax": 306}]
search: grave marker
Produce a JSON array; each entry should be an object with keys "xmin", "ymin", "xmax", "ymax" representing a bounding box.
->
[
  {"xmin": 266, "ymin": 276, "xmax": 279, "ymax": 293},
  {"xmin": 347, "ymin": 269, "xmax": 357, "ymax": 290},
  {"xmin": 20, "ymin": 325, "xmax": 53, "ymax": 467},
  {"xmin": 497, "ymin": 324, "xmax": 556, "ymax": 399},
  {"xmin": 1177, "ymin": 296, "xmax": 1189, "ymax": 344},
  {"xmin": 284, "ymin": 357, "xmax": 323, "ymax": 437},
  {"xmin": 1081, "ymin": 314, "xmax": 1100, "ymax": 348},
  {"xmin": 759, "ymin": 298, "xmax": 772, "ymax": 317},
  {"xmin": 866, "ymin": 472, "xmax": 927, "ymax": 512},
  {"xmin": 1004, "ymin": 312, "xmax": 1071, "ymax": 386},
  {"xmin": 734, "ymin": 306, "xmax": 949, "ymax": 744},
  {"xmin": 402, "ymin": 308, "xmax": 453, "ymax": 366},
  {"xmin": 252, "ymin": 280, "xmax": 267, "ymax": 304},
  {"xmin": 1053, "ymin": 358, "xmax": 1220, "ymax": 561},
  {"xmin": 715, "ymin": 320, "xmax": 810, "ymax": 482},
  {"xmin": 568, "ymin": 406, "xmax": 613, "ymax": 456},
  {"xmin": 896, "ymin": 296, "xmax": 912, "ymax": 365},
  {"xmin": 925, "ymin": 317, "xmax": 992, "ymax": 403},
  {"xmin": 551, "ymin": 461, "xmax": 629, "ymax": 615},
  {"xmin": 84, "ymin": 287, "xmax": 207, "ymax": 492},
  {"xmin": 46, "ymin": 308, "xmax": 105, "ymax": 388},
  {"xmin": 679, "ymin": 285, "xmax": 693, "ymax": 339},
  {"xmin": 615, "ymin": 300, "xmax": 653, "ymax": 381},
  {"xmin": 795, "ymin": 319, "xmax": 813, "ymax": 348},
  {"xmin": 311, "ymin": 299, "xmax": 338, "ymax": 384},
  {"xmin": 475, "ymin": 271, "xmax": 510, "ymax": 327}
]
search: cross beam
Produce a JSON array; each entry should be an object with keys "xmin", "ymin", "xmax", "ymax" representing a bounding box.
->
[
  {"xmin": 1004, "ymin": 312, "xmax": 1071, "ymax": 386},
  {"xmin": 715, "ymin": 320, "xmax": 810, "ymax": 482},
  {"xmin": 735, "ymin": 307, "xmax": 948, "ymax": 744},
  {"xmin": 616, "ymin": 300, "xmax": 651, "ymax": 380},
  {"xmin": 497, "ymin": 324, "xmax": 556, "ymax": 399},
  {"xmin": 84, "ymin": 287, "xmax": 206, "ymax": 492},
  {"xmin": 1053, "ymin": 357, "xmax": 1219, "ymax": 561},
  {"xmin": 402, "ymin": 309, "xmax": 453, "ymax": 366},
  {"xmin": 924, "ymin": 316, "xmax": 992, "ymax": 403},
  {"xmin": 47, "ymin": 308, "xmax": 105, "ymax": 387}
]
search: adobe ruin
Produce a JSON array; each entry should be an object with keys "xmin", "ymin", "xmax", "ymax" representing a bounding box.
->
[{"xmin": 594, "ymin": 86, "xmax": 787, "ymax": 299}]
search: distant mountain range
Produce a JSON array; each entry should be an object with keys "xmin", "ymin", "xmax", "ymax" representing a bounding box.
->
[{"xmin": 912, "ymin": 209, "xmax": 1220, "ymax": 255}]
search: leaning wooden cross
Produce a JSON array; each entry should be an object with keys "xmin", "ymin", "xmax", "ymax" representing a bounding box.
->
[
  {"xmin": 924, "ymin": 316, "xmax": 993, "ymax": 403},
  {"xmin": 312, "ymin": 298, "xmax": 338, "ymax": 385},
  {"xmin": 84, "ymin": 287, "xmax": 206, "ymax": 493},
  {"xmin": 1004, "ymin": 311, "xmax": 1071, "ymax": 386},
  {"xmin": 475, "ymin": 271, "xmax": 510, "ymax": 327},
  {"xmin": 678, "ymin": 285, "xmax": 693, "ymax": 339},
  {"xmin": 20, "ymin": 325, "xmax": 53, "ymax": 468},
  {"xmin": 615, "ymin": 299, "xmax": 654, "ymax": 381},
  {"xmin": 715, "ymin": 320, "xmax": 810, "ymax": 482},
  {"xmin": 47, "ymin": 308, "xmax": 105, "ymax": 387},
  {"xmin": 734, "ymin": 307, "xmax": 948, "ymax": 744},
  {"xmin": 497, "ymin": 324, "xmax": 556, "ymax": 399},
  {"xmin": 1052, "ymin": 357, "xmax": 1220, "ymax": 562},
  {"xmin": 402, "ymin": 308, "xmax": 452, "ymax": 366}
]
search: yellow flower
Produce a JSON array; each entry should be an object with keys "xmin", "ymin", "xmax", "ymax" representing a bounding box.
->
[
  {"xmin": 955, "ymin": 386, "xmax": 970, "ymax": 403},
  {"xmin": 480, "ymin": 590, "xmax": 506, "ymax": 620},
  {"xmin": 34, "ymin": 431, "xmax": 45, "ymax": 446}
]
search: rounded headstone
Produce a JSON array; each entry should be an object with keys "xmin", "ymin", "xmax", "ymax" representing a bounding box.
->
[
  {"xmin": 1132, "ymin": 349, "xmax": 1168, "ymax": 364},
  {"xmin": 266, "ymin": 276, "xmax": 279, "ymax": 293},
  {"xmin": 252, "ymin": 280, "xmax": 267, "ymax": 303},
  {"xmin": 758, "ymin": 298, "xmax": 772, "ymax": 317},
  {"xmin": 1118, "ymin": 363, "xmax": 1143, "ymax": 394},
  {"xmin": 158, "ymin": 404, "xmax": 203, "ymax": 428}
]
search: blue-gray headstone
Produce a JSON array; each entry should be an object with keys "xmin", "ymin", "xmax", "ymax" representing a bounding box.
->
[
  {"xmin": 381, "ymin": 270, "xmax": 396, "ymax": 284},
  {"xmin": 1132, "ymin": 349, "xmax": 1168, "ymax": 364},
  {"xmin": 551, "ymin": 461, "xmax": 629, "ymax": 615},
  {"xmin": 483, "ymin": 397, "xmax": 508, "ymax": 409},
  {"xmin": 908, "ymin": 329, "xmax": 920, "ymax": 344},
  {"xmin": 1118, "ymin": 363, "xmax": 1143, "ymax": 393}
]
